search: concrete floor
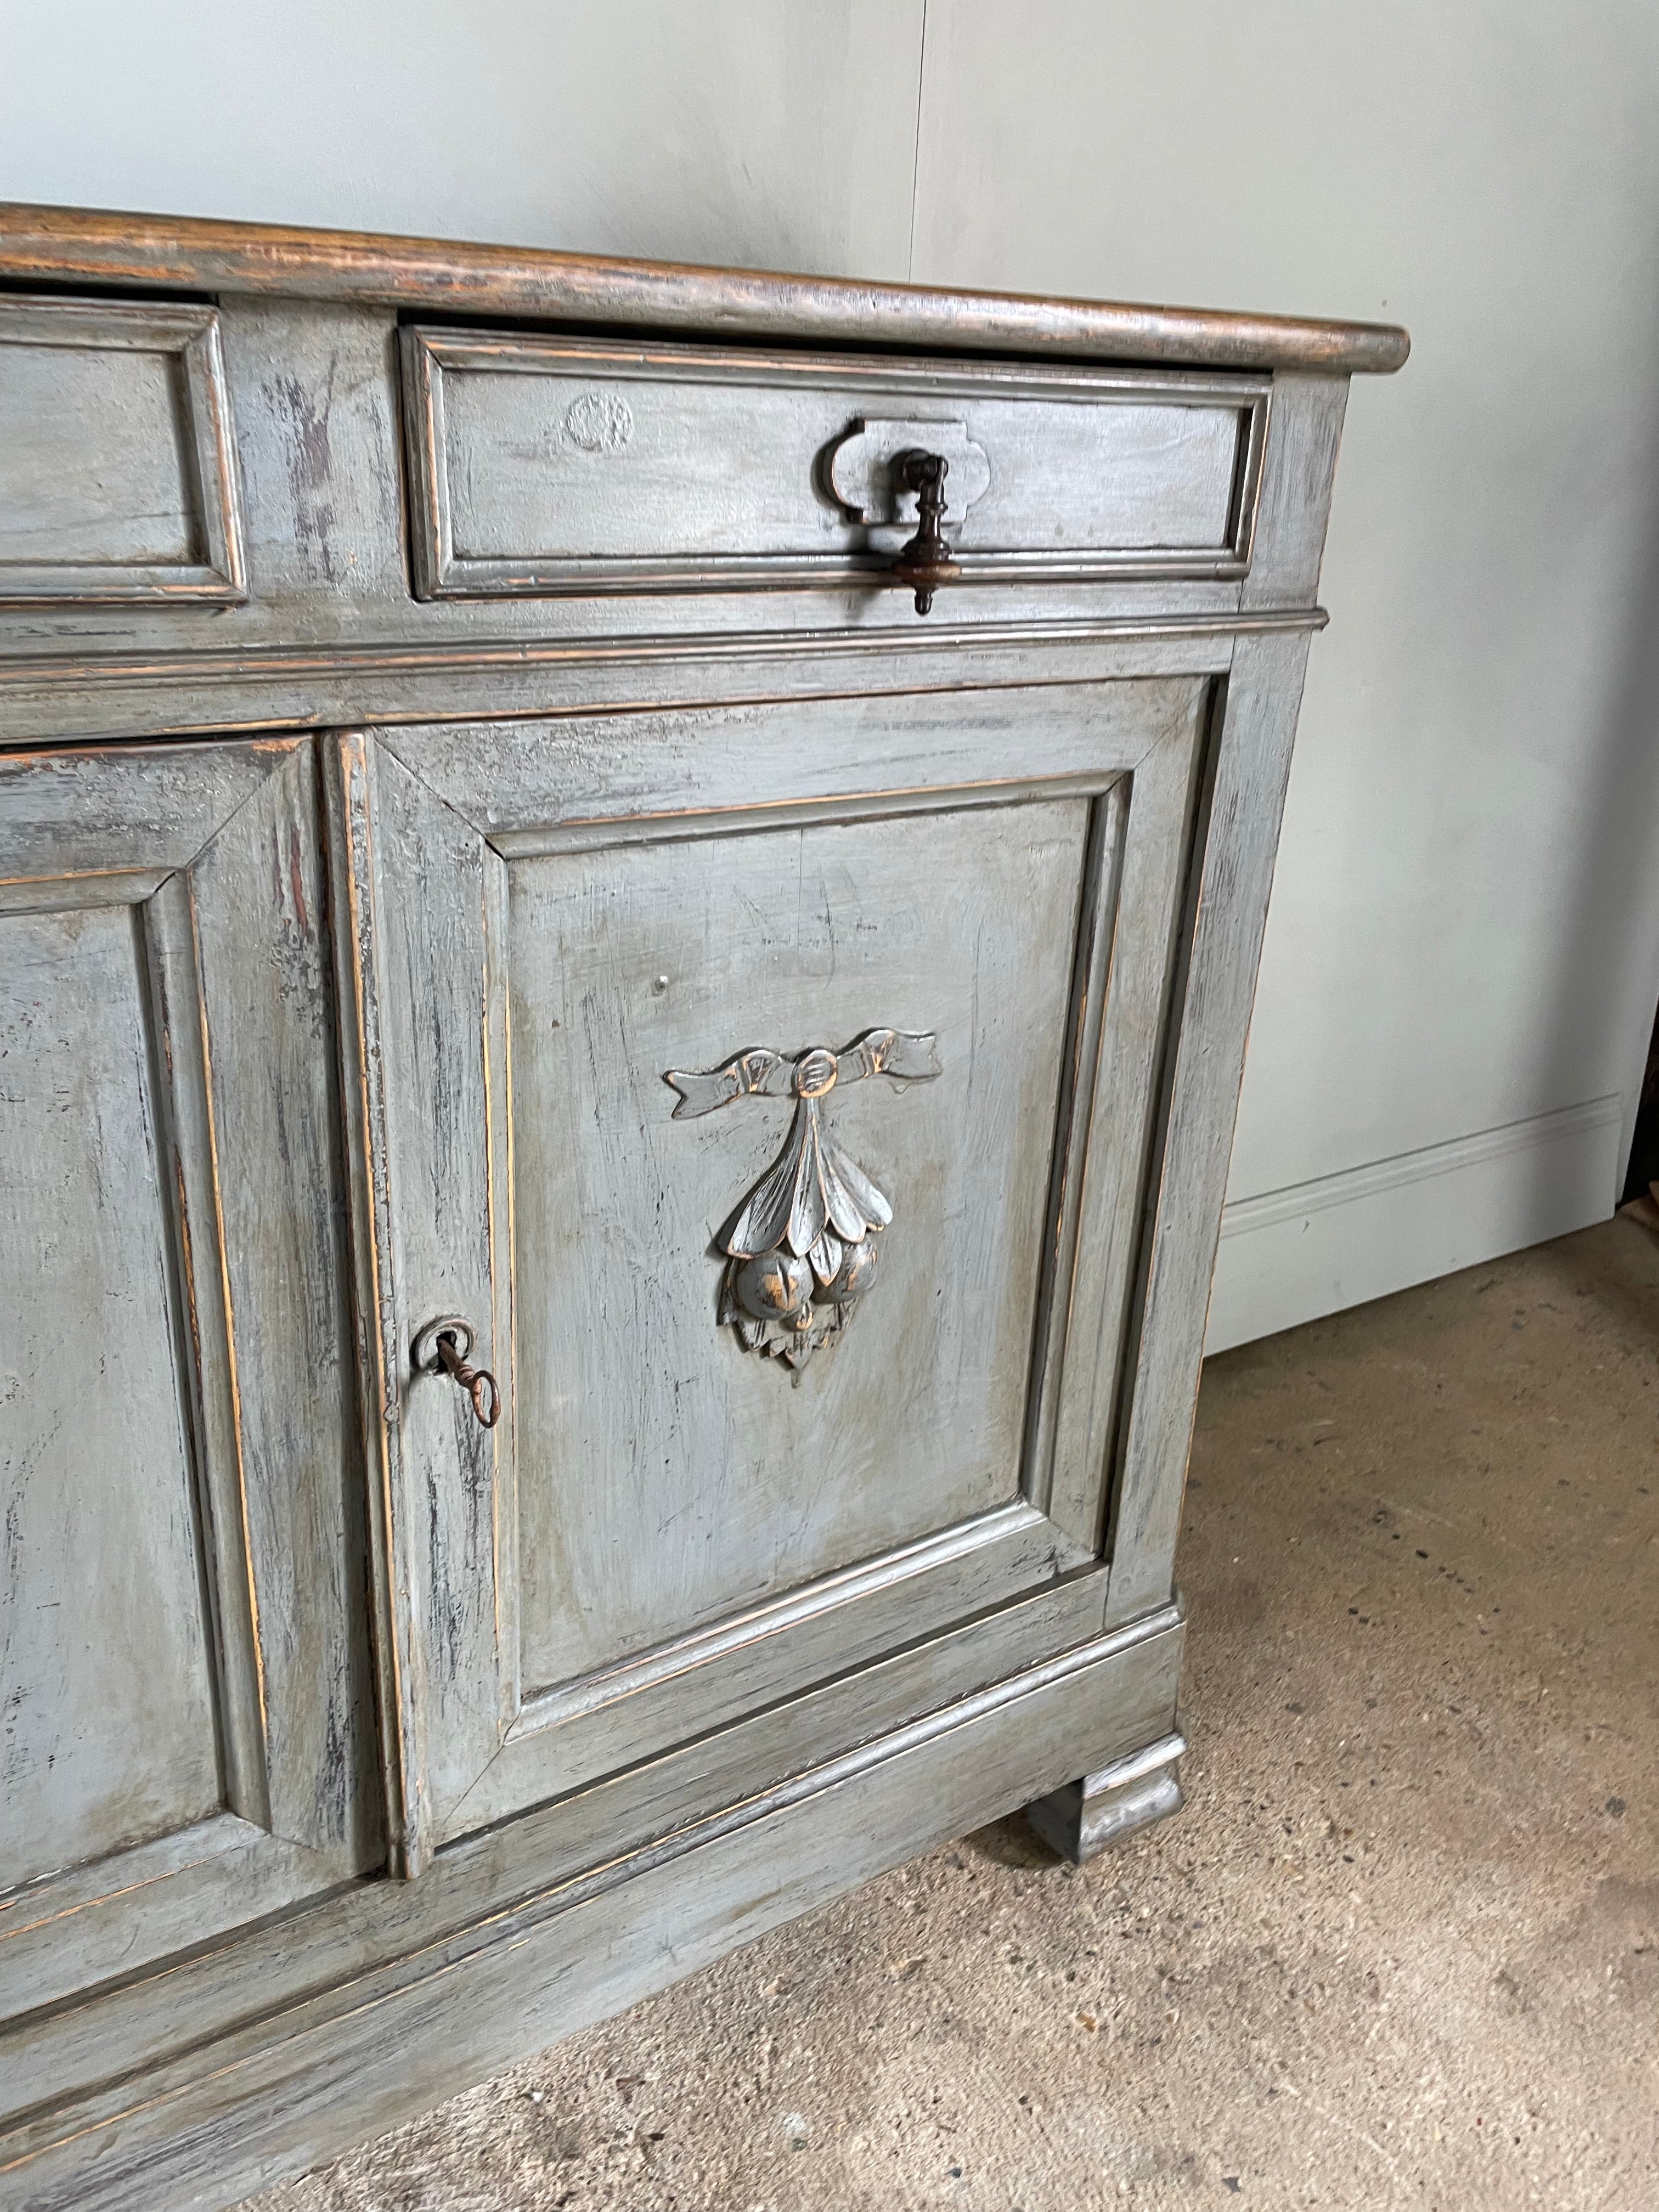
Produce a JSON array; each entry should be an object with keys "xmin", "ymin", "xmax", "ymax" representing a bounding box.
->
[{"xmin": 246, "ymin": 1218, "xmax": 1659, "ymax": 2211}]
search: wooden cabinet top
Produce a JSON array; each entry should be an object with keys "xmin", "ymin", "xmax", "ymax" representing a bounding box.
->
[{"xmin": 0, "ymin": 201, "xmax": 1410, "ymax": 376}]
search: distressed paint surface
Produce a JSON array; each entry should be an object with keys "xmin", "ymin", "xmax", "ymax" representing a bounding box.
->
[
  {"xmin": 347, "ymin": 679, "xmax": 1210, "ymax": 1852},
  {"xmin": 509, "ymin": 799, "xmax": 1084, "ymax": 1688},
  {"xmin": 0, "ymin": 344, "xmax": 196, "ymax": 567},
  {"xmin": 0, "ymin": 902, "xmax": 220, "ymax": 1888},
  {"xmin": 0, "ymin": 300, "xmax": 1300, "ymax": 719},
  {"xmin": 0, "ymin": 733, "xmax": 376, "ymax": 2012},
  {"xmin": 407, "ymin": 328, "xmax": 1262, "ymax": 596},
  {"xmin": 0, "ymin": 214, "xmax": 1376, "ymax": 2211},
  {"xmin": 0, "ymin": 296, "xmax": 245, "ymax": 604}
]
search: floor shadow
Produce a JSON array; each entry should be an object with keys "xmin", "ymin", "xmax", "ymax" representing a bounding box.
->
[{"xmin": 960, "ymin": 1812, "xmax": 1064, "ymax": 1870}]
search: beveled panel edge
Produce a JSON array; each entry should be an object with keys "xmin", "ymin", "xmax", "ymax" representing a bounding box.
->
[
  {"xmin": 0, "ymin": 1818, "xmax": 339, "ymax": 2030},
  {"xmin": 0, "ymin": 1813, "xmax": 262, "ymax": 1936},
  {"xmin": 140, "ymin": 873, "xmax": 275, "ymax": 1837},
  {"xmin": 1020, "ymin": 781, "xmax": 1128, "ymax": 1521},
  {"xmin": 504, "ymin": 1499, "xmax": 1068, "ymax": 1740},
  {"xmin": 410, "ymin": 325, "xmax": 1274, "ymax": 400},
  {"xmin": 482, "ymin": 765, "xmax": 1125, "ymax": 859},
  {"xmin": 0, "ymin": 292, "xmax": 247, "ymax": 607},
  {"xmin": 0, "ymin": 204, "xmax": 1410, "ymax": 375},
  {"xmin": 0, "ymin": 866, "xmax": 170, "ymax": 916},
  {"xmin": 413, "ymin": 756, "xmax": 1122, "ymax": 1834}
]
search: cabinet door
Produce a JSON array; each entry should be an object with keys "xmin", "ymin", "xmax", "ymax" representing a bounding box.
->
[
  {"xmin": 0, "ymin": 737, "xmax": 376, "ymax": 2018},
  {"xmin": 335, "ymin": 682, "xmax": 1207, "ymax": 1869}
]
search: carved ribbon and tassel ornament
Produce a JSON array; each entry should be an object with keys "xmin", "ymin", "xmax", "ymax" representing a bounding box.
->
[{"xmin": 664, "ymin": 1028, "xmax": 941, "ymax": 1370}]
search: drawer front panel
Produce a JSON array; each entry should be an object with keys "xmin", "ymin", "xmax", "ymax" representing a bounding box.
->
[
  {"xmin": 400, "ymin": 329, "xmax": 1267, "ymax": 599},
  {"xmin": 340, "ymin": 680, "xmax": 1210, "ymax": 1863},
  {"xmin": 0, "ymin": 297, "xmax": 246, "ymax": 605}
]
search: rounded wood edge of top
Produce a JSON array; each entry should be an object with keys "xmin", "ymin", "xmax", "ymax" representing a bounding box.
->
[{"xmin": 0, "ymin": 203, "xmax": 1411, "ymax": 376}]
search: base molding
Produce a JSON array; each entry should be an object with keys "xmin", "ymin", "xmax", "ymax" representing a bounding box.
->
[
  {"xmin": 1207, "ymin": 1094, "xmax": 1621, "ymax": 1353},
  {"xmin": 1025, "ymin": 1720, "xmax": 1188, "ymax": 1861},
  {"xmin": 1, "ymin": 1606, "xmax": 1183, "ymax": 2212}
]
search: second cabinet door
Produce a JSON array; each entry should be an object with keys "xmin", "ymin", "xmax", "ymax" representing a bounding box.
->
[
  {"xmin": 0, "ymin": 735, "xmax": 377, "ymax": 2029},
  {"xmin": 335, "ymin": 680, "xmax": 1209, "ymax": 1867}
]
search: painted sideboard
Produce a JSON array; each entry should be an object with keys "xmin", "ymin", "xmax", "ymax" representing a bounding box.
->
[{"xmin": 0, "ymin": 205, "xmax": 1406, "ymax": 2212}]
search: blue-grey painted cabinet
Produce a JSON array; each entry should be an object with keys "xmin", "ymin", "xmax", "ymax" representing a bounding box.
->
[{"xmin": 0, "ymin": 205, "xmax": 1404, "ymax": 2212}]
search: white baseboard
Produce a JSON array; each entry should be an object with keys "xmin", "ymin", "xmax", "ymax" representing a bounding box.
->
[{"xmin": 1204, "ymin": 1094, "xmax": 1624, "ymax": 1356}]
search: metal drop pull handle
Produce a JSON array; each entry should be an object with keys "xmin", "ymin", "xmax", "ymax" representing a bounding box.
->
[
  {"xmin": 888, "ymin": 449, "xmax": 961, "ymax": 616},
  {"xmin": 413, "ymin": 1314, "xmax": 501, "ymax": 1429}
]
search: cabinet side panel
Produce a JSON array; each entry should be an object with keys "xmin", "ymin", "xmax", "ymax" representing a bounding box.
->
[
  {"xmin": 1241, "ymin": 374, "xmax": 1348, "ymax": 608},
  {"xmin": 1106, "ymin": 632, "xmax": 1312, "ymax": 1624}
]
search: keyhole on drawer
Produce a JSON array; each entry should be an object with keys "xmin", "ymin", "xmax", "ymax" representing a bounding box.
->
[{"xmin": 653, "ymin": 974, "xmax": 670, "ymax": 995}]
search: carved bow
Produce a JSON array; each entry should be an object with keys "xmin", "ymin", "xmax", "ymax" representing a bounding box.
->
[{"xmin": 664, "ymin": 1028, "xmax": 940, "ymax": 1290}]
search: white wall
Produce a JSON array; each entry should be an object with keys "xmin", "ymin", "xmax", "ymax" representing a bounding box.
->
[
  {"xmin": 0, "ymin": 1, "xmax": 923, "ymax": 273},
  {"xmin": 6, "ymin": 0, "xmax": 1659, "ymax": 1351}
]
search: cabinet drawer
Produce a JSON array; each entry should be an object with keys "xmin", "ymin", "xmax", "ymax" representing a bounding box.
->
[
  {"xmin": 0, "ymin": 295, "xmax": 246, "ymax": 605},
  {"xmin": 400, "ymin": 328, "xmax": 1267, "ymax": 601}
]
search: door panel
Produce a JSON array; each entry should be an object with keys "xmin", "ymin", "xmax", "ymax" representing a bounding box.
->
[
  {"xmin": 3, "ymin": 901, "xmax": 222, "ymax": 1884},
  {"xmin": 509, "ymin": 795, "xmax": 1086, "ymax": 1688},
  {"xmin": 340, "ymin": 681, "xmax": 1208, "ymax": 1867},
  {"xmin": 0, "ymin": 737, "xmax": 376, "ymax": 2016}
]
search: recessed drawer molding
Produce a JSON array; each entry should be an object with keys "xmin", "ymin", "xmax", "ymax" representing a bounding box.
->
[
  {"xmin": 399, "ymin": 328, "xmax": 1268, "ymax": 601},
  {"xmin": 0, "ymin": 295, "xmax": 246, "ymax": 605}
]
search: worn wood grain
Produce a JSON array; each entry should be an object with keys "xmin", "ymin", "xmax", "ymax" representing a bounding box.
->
[
  {"xmin": 1, "ymin": 899, "xmax": 222, "ymax": 1890},
  {"xmin": 391, "ymin": 678, "xmax": 1198, "ymax": 835},
  {"xmin": 0, "ymin": 617, "xmax": 1276, "ymax": 752},
  {"xmin": 1241, "ymin": 374, "xmax": 1351, "ymax": 610},
  {"xmin": 326, "ymin": 735, "xmax": 509, "ymax": 1874},
  {"xmin": 347, "ymin": 678, "xmax": 1204, "ymax": 1849},
  {"xmin": 0, "ymin": 286, "xmax": 1297, "ymax": 725},
  {"xmin": 1031, "ymin": 713, "xmax": 1209, "ymax": 1554},
  {"xmin": 0, "ymin": 203, "xmax": 1410, "ymax": 375},
  {"xmin": 0, "ymin": 247, "xmax": 1372, "ymax": 742},
  {"xmin": 0, "ymin": 286, "xmax": 1302, "ymax": 742},
  {"xmin": 180, "ymin": 743, "xmax": 376, "ymax": 1862},
  {"xmin": 505, "ymin": 796, "xmax": 1081, "ymax": 1674},
  {"xmin": 0, "ymin": 1820, "xmax": 335, "ymax": 2026},
  {"xmin": 461, "ymin": 1504, "xmax": 1081, "ymax": 1839},
  {"xmin": 0, "ymin": 738, "xmax": 295, "ymax": 878}
]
